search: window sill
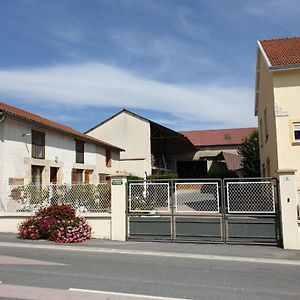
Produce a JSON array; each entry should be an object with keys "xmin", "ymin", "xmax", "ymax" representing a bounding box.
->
[{"xmin": 292, "ymin": 142, "xmax": 300, "ymax": 146}]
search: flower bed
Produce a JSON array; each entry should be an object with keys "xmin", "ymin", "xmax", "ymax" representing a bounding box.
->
[{"xmin": 18, "ymin": 204, "xmax": 92, "ymax": 243}]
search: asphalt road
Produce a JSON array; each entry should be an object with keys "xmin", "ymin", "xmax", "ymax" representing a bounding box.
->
[{"xmin": 0, "ymin": 244, "xmax": 300, "ymax": 300}]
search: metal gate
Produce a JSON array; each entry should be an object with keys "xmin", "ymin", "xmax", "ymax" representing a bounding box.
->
[{"xmin": 127, "ymin": 178, "xmax": 280, "ymax": 245}]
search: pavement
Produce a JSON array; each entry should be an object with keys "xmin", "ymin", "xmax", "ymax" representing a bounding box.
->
[
  {"xmin": 0, "ymin": 232, "xmax": 300, "ymax": 264},
  {"xmin": 1, "ymin": 233, "xmax": 300, "ymax": 299}
]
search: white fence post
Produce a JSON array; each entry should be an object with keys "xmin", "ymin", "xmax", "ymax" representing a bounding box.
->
[
  {"xmin": 277, "ymin": 170, "xmax": 300, "ymax": 249},
  {"xmin": 110, "ymin": 174, "xmax": 127, "ymax": 241}
]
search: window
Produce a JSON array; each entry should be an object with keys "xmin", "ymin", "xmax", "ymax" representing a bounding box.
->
[
  {"xmin": 31, "ymin": 165, "xmax": 44, "ymax": 185},
  {"xmin": 76, "ymin": 140, "xmax": 84, "ymax": 163},
  {"xmin": 106, "ymin": 148, "xmax": 112, "ymax": 167},
  {"xmin": 32, "ymin": 130, "xmax": 45, "ymax": 159},
  {"xmin": 259, "ymin": 118, "xmax": 263, "ymax": 147},
  {"xmin": 99, "ymin": 173, "xmax": 110, "ymax": 182},
  {"xmin": 72, "ymin": 168, "xmax": 83, "ymax": 183},
  {"xmin": 264, "ymin": 109, "xmax": 268, "ymax": 141},
  {"xmin": 293, "ymin": 122, "xmax": 300, "ymax": 141},
  {"xmin": 84, "ymin": 170, "xmax": 93, "ymax": 183}
]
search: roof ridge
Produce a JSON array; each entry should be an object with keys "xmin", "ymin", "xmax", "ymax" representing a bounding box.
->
[
  {"xmin": 259, "ymin": 36, "xmax": 300, "ymax": 42},
  {"xmin": 180, "ymin": 127, "xmax": 257, "ymax": 133}
]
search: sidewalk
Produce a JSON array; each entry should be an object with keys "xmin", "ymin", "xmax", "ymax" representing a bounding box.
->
[{"xmin": 0, "ymin": 232, "xmax": 299, "ymax": 263}]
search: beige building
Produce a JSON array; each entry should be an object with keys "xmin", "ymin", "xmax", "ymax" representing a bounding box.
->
[
  {"xmin": 178, "ymin": 128, "xmax": 256, "ymax": 177},
  {"xmin": 86, "ymin": 109, "xmax": 195, "ymax": 177},
  {"xmin": 0, "ymin": 102, "xmax": 123, "ymax": 187},
  {"xmin": 255, "ymin": 37, "xmax": 300, "ymax": 248},
  {"xmin": 255, "ymin": 37, "xmax": 300, "ymax": 187}
]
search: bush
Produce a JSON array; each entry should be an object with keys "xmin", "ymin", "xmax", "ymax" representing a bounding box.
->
[
  {"xmin": 148, "ymin": 172, "xmax": 178, "ymax": 180},
  {"xmin": 18, "ymin": 204, "xmax": 92, "ymax": 243}
]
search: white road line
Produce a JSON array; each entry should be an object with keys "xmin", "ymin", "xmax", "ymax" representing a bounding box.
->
[
  {"xmin": 0, "ymin": 241, "xmax": 299, "ymax": 267},
  {"xmin": 69, "ymin": 288, "xmax": 186, "ymax": 299}
]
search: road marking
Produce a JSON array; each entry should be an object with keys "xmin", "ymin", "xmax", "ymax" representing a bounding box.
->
[
  {"xmin": 0, "ymin": 255, "xmax": 65, "ymax": 266},
  {"xmin": 0, "ymin": 241, "xmax": 299, "ymax": 267},
  {"xmin": 69, "ymin": 288, "xmax": 186, "ymax": 299}
]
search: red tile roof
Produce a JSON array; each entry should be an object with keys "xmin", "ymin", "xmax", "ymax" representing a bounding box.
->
[
  {"xmin": 0, "ymin": 102, "xmax": 123, "ymax": 151},
  {"xmin": 259, "ymin": 37, "xmax": 300, "ymax": 68},
  {"xmin": 180, "ymin": 128, "xmax": 256, "ymax": 147}
]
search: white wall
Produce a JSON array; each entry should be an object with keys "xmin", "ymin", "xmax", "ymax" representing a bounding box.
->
[
  {"xmin": 0, "ymin": 117, "xmax": 119, "ymax": 186},
  {"xmin": 89, "ymin": 111, "xmax": 151, "ymax": 177}
]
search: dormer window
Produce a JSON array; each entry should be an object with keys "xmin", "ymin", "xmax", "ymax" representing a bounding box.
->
[
  {"xmin": 32, "ymin": 130, "xmax": 45, "ymax": 159},
  {"xmin": 76, "ymin": 140, "xmax": 84, "ymax": 163}
]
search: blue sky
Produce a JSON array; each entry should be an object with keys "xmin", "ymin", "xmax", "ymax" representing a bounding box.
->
[{"xmin": 0, "ymin": 0, "xmax": 299, "ymax": 132}]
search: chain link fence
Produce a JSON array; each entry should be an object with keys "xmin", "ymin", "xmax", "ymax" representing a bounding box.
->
[
  {"xmin": 226, "ymin": 181, "xmax": 275, "ymax": 213},
  {"xmin": 0, "ymin": 183, "xmax": 111, "ymax": 214},
  {"xmin": 128, "ymin": 182, "xmax": 170, "ymax": 212},
  {"xmin": 175, "ymin": 182, "xmax": 220, "ymax": 213}
]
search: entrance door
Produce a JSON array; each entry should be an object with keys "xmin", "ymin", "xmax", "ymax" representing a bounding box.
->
[{"xmin": 50, "ymin": 167, "xmax": 58, "ymax": 184}]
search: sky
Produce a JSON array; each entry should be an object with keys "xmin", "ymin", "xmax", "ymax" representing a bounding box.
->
[{"xmin": 0, "ymin": 0, "xmax": 299, "ymax": 132}]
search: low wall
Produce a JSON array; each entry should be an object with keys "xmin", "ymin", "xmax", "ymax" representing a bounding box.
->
[{"xmin": 0, "ymin": 213, "xmax": 112, "ymax": 240}]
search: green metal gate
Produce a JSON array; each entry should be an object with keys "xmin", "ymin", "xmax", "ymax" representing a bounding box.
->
[{"xmin": 127, "ymin": 178, "xmax": 280, "ymax": 245}]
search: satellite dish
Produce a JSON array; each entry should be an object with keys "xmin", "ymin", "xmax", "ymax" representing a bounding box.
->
[{"xmin": 0, "ymin": 110, "xmax": 5, "ymax": 122}]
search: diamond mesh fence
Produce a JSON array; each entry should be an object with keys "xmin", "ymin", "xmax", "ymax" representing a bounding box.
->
[
  {"xmin": 0, "ymin": 183, "xmax": 111, "ymax": 214},
  {"xmin": 128, "ymin": 182, "xmax": 170, "ymax": 212},
  {"xmin": 226, "ymin": 181, "xmax": 275, "ymax": 213},
  {"xmin": 175, "ymin": 182, "xmax": 220, "ymax": 213}
]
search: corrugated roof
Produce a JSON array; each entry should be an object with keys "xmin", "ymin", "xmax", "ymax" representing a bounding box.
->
[
  {"xmin": 0, "ymin": 102, "xmax": 123, "ymax": 151},
  {"xmin": 221, "ymin": 152, "xmax": 243, "ymax": 171},
  {"xmin": 180, "ymin": 128, "xmax": 256, "ymax": 147},
  {"xmin": 259, "ymin": 37, "xmax": 300, "ymax": 69}
]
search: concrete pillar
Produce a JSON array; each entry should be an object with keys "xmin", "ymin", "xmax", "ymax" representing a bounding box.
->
[
  {"xmin": 277, "ymin": 169, "xmax": 300, "ymax": 249},
  {"xmin": 110, "ymin": 174, "xmax": 127, "ymax": 241}
]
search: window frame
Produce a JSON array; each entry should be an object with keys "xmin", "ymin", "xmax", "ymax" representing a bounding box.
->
[
  {"xmin": 31, "ymin": 130, "xmax": 45, "ymax": 159},
  {"xmin": 75, "ymin": 140, "xmax": 85, "ymax": 164},
  {"xmin": 293, "ymin": 122, "xmax": 300, "ymax": 141}
]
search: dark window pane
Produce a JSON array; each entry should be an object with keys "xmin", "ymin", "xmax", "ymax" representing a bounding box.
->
[
  {"xmin": 294, "ymin": 130, "xmax": 300, "ymax": 140},
  {"xmin": 76, "ymin": 140, "xmax": 84, "ymax": 163},
  {"xmin": 32, "ymin": 131, "xmax": 45, "ymax": 159}
]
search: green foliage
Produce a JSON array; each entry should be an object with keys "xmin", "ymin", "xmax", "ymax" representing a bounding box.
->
[
  {"xmin": 126, "ymin": 174, "xmax": 143, "ymax": 181},
  {"xmin": 148, "ymin": 172, "xmax": 178, "ymax": 180},
  {"xmin": 237, "ymin": 130, "xmax": 261, "ymax": 177}
]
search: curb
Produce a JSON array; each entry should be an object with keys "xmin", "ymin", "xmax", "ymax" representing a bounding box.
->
[{"xmin": 0, "ymin": 241, "xmax": 300, "ymax": 266}]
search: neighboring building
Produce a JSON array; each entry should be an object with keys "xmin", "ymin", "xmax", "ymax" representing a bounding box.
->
[
  {"xmin": 86, "ymin": 109, "xmax": 195, "ymax": 177},
  {"xmin": 255, "ymin": 37, "xmax": 300, "ymax": 188},
  {"xmin": 87, "ymin": 109, "xmax": 255, "ymax": 178},
  {"xmin": 0, "ymin": 102, "xmax": 123, "ymax": 186},
  {"xmin": 177, "ymin": 128, "xmax": 256, "ymax": 177}
]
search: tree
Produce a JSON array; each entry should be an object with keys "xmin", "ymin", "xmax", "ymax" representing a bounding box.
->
[{"xmin": 237, "ymin": 130, "xmax": 260, "ymax": 177}]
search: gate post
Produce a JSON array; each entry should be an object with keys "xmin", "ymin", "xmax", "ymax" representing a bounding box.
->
[
  {"xmin": 110, "ymin": 174, "xmax": 127, "ymax": 241},
  {"xmin": 277, "ymin": 170, "xmax": 300, "ymax": 249}
]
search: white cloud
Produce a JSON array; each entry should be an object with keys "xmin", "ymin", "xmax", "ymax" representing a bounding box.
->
[{"xmin": 0, "ymin": 62, "xmax": 256, "ymax": 127}]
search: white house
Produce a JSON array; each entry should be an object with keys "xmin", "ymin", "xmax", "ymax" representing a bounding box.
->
[
  {"xmin": 86, "ymin": 109, "xmax": 195, "ymax": 177},
  {"xmin": 0, "ymin": 102, "xmax": 123, "ymax": 187}
]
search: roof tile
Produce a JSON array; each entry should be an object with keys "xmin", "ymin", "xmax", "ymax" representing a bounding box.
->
[
  {"xmin": 0, "ymin": 102, "xmax": 123, "ymax": 151},
  {"xmin": 180, "ymin": 128, "xmax": 256, "ymax": 147},
  {"xmin": 260, "ymin": 37, "xmax": 300, "ymax": 68}
]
